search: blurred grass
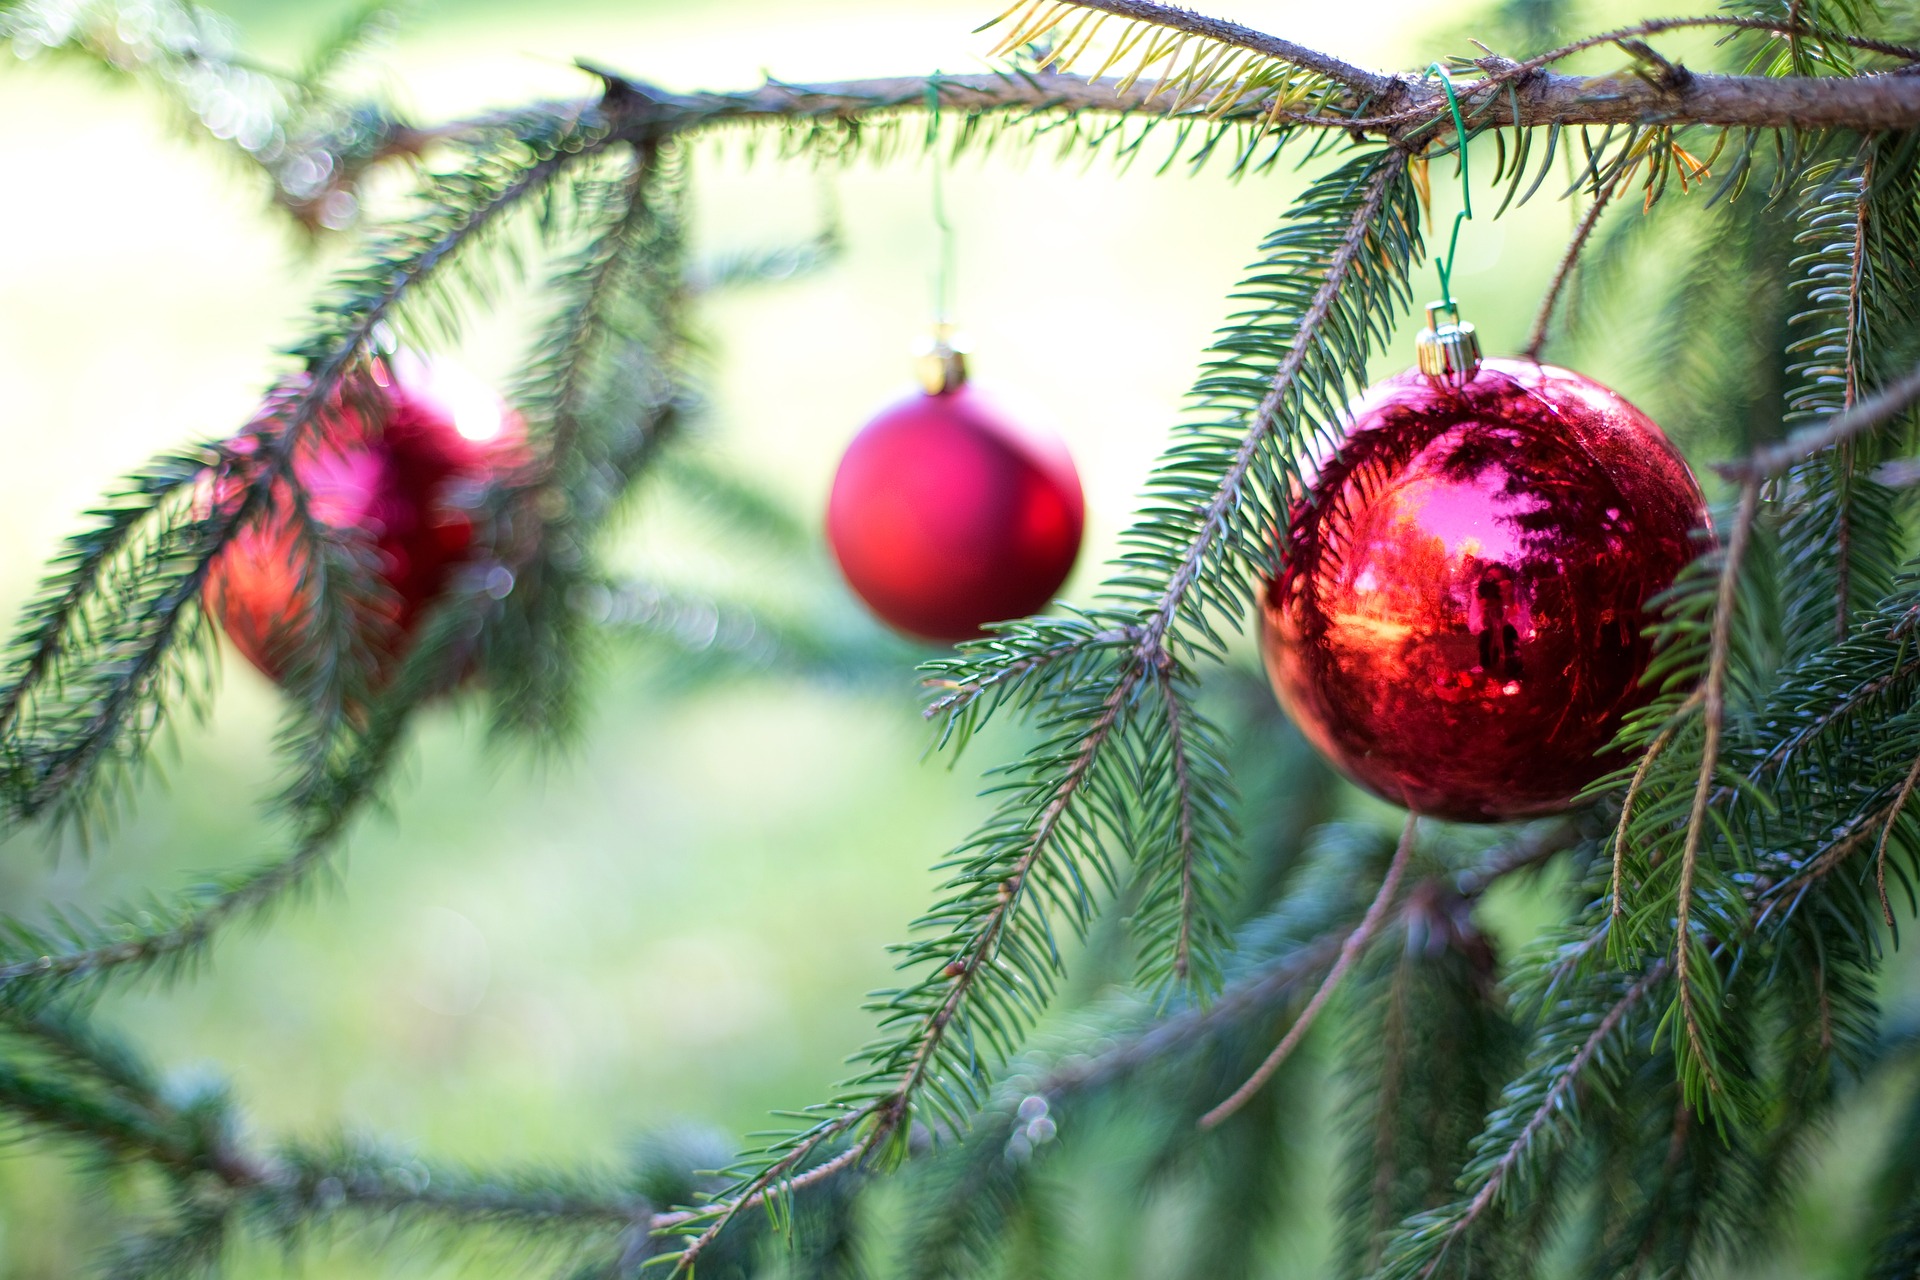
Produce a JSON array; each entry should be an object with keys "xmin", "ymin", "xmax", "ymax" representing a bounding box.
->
[{"xmin": 1, "ymin": 0, "xmax": 1917, "ymax": 1276}]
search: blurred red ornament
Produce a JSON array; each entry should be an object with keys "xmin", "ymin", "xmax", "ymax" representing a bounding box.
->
[
  {"xmin": 1260, "ymin": 351, "xmax": 1709, "ymax": 823},
  {"xmin": 206, "ymin": 351, "xmax": 523, "ymax": 686},
  {"xmin": 827, "ymin": 347, "xmax": 1083, "ymax": 643}
]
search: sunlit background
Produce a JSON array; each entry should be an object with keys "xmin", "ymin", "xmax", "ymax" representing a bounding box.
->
[{"xmin": 0, "ymin": 0, "xmax": 1912, "ymax": 1275}]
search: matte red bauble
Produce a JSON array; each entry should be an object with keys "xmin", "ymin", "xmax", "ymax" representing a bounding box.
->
[
  {"xmin": 827, "ymin": 367, "xmax": 1083, "ymax": 644},
  {"xmin": 207, "ymin": 352, "xmax": 523, "ymax": 685},
  {"xmin": 1260, "ymin": 353, "xmax": 1709, "ymax": 823}
]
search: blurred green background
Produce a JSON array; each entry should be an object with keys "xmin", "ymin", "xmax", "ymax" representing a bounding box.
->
[{"xmin": 0, "ymin": 0, "xmax": 1914, "ymax": 1275}]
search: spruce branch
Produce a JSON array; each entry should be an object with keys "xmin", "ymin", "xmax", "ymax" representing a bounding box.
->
[
  {"xmin": 897, "ymin": 822, "xmax": 1572, "ymax": 1277},
  {"xmin": 1384, "ymin": 962, "xmax": 1671, "ymax": 1280},
  {"xmin": 0, "ymin": 103, "xmax": 621, "ymax": 833},
  {"xmin": 1718, "ymin": 356, "xmax": 1920, "ymax": 480},
  {"xmin": 1198, "ymin": 814, "xmax": 1418, "ymax": 1129},
  {"xmin": 1610, "ymin": 689, "xmax": 1705, "ymax": 931},
  {"xmin": 1157, "ymin": 668, "xmax": 1203, "ymax": 985},
  {"xmin": 922, "ymin": 624, "xmax": 1141, "ymax": 734},
  {"xmin": 657, "ymin": 145, "xmax": 1420, "ymax": 1267},
  {"xmin": 0, "ymin": 447, "xmax": 220, "ymax": 745},
  {"xmin": 980, "ymin": 0, "xmax": 1397, "ymax": 98},
  {"xmin": 1, "ymin": 0, "xmax": 427, "ymax": 233},
  {"xmin": 490, "ymin": 140, "xmax": 699, "ymax": 740},
  {"xmin": 586, "ymin": 57, "xmax": 1920, "ymax": 141},
  {"xmin": 0, "ymin": 1014, "xmax": 652, "ymax": 1269},
  {"xmin": 1516, "ymin": 14, "xmax": 1920, "ymax": 77},
  {"xmin": 1875, "ymin": 751, "xmax": 1920, "ymax": 927},
  {"xmin": 1670, "ymin": 479, "xmax": 1758, "ymax": 1107},
  {"xmin": 1739, "ymin": 646, "xmax": 1920, "ymax": 794},
  {"xmin": 0, "ymin": 565, "xmax": 514, "ymax": 1002}
]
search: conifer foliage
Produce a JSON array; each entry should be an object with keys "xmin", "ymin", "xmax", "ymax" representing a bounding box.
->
[{"xmin": 5, "ymin": 0, "xmax": 1920, "ymax": 1273}]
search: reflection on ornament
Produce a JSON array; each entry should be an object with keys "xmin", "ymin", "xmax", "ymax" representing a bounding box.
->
[
  {"xmin": 207, "ymin": 351, "xmax": 524, "ymax": 686},
  {"xmin": 1260, "ymin": 357, "xmax": 1709, "ymax": 823},
  {"xmin": 827, "ymin": 353, "xmax": 1083, "ymax": 644}
]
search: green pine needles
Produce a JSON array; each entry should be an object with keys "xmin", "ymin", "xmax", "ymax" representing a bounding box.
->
[{"xmin": 7, "ymin": 0, "xmax": 1920, "ymax": 1274}]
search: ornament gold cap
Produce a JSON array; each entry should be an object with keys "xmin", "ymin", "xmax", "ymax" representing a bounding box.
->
[
  {"xmin": 914, "ymin": 326, "xmax": 969, "ymax": 395},
  {"xmin": 1415, "ymin": 300, "xmax": 1481, "ymax": 385}
]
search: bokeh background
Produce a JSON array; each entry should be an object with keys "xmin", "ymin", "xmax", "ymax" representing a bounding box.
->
[{"xmin": 0, "ymin": 0, "xmax": 1913, "ymax": 1275}]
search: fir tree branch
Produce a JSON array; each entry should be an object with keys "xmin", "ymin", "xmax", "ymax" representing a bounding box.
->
[
  {"xmin": 1740, "ymin": 649, "xmax": 1920, "ymax": 791},
  {"xmin": 1199, "ymin": 814, "xmax": 1417, "ymax": 1129},
  {"xmin": 0, "ymin": 565, "xmax": 514, "ymax": 1000},
  {"xmin": 654, "ymin": 1139, "xmax": 864, "ymax": 1270},
  {"xmin": 270, "ymin": 1138, "xmax": 646, "ymax": 1231},
  {"xmin": 0, "ymin": 448, "xmax": 220, "ymax": 744},
  {"xmin": 1400, "ymin": 961, "xmax": 1671, "ymax": 1279},
  {"xmin": 1068, "ymin": 821, "xmax": 1576, "ymax": 1098},
  {"xmin": 982, "ymin": 0, "xmax": 1396, "ymax": 97},
  {"xmin": 3, "ymin": 104, "xmax": 621, "ymax": 829},
  {"xmin": 1611, "ymin": 689, "xmax": 1705, "ymax": 927},
  {"xmin": 1515, "ymin": 15, "xmax": 1920, "ymax": 75},
  {"xmin": 588, "ymin": 61, "xmax": 1920, "ymax": 140},
  {"xmin": 1136, "ymin": 148, "xmax": 1410, "ymax": 652},
  {"xmin": 0, "ymin": 1018, "xmax": 650, "ymax": 1262},
  {"xmin": 659, "ymin": 153, "xmax": 1419, "ymax": 1265},
  {"xmin": 922, "ymin": 625, "xmax": 1141, "ymax": 725},
  {"xmin": 1672, "ymin": 478, "xmax": 1758, "ymax": 1103},
  {"xmin": 1718, "ymin": 356, "xmax": 1920, "ymax": 480},
  {"xmin": 1157, "ymin": 667, "xmax": 1203, "ymax": 984},
  {"xmin": 1833, "ymin": 149, "xmax": 1871, "ymax": 640},
  {"xmin": 1875, "ymin": 751, "xmax": 1920, "ymax": 928}
]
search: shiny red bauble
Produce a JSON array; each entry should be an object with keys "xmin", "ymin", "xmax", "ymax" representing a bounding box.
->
[
  {"xmin": 206, "ymin": 352, "xmax": 523, "ymax": 685},
  {"xmin": 1260, "ymin": 358, "xmax": 1709, "ymax": 823},
  {"xmin": 827, "ymin": 382, "xmax": 1084, "ymax": 643}
]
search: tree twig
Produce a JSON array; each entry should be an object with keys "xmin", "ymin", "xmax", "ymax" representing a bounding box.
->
[
  {"xmin": 1157, "ymin": 667, "xmax": 1203, "ymax": 984},
  {"xmin": 587, "ymin": 61, "xmax": 1920, "ymax": 142},
  {"xmin": 991, "ymin": 0, "xmax": 1398, "ymax": 97},
  {"xmin": 1415, "ymin": 960, "xmax": 1670, "ymax": 1277},
  {"xmin": 1716, "ymin": 358, "xmax": 1920, "ymax": 481},
  {"xmin": 1523, "ymin": 167, "xmax": 1625, "ymax": 361},
  {"xmin": 1610, "ymin": 689, "xmax": 1706, "ymax": 924},
  {"xmin": 1876, "ymin": 753, "xmax": 1920, "ymax": 928},
  {"xmin": 1198, "ymin": 814, "xmax": 1418, "ymax": 1129},
  {"xmin": 1672, "ymin": 478, "xmax": 1758, "ymax": 1098}
]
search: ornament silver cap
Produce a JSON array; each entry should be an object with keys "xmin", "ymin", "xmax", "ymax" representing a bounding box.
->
[
  {"xmin": 1415, "ymin": 301, "xmax": 1481, "ymax": 386},
  {"xmin": 914, "ymin": 326, "xmax": 969, "ymax": 395}
]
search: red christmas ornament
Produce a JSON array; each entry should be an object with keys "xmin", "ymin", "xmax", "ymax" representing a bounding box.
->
[
  {"xmin": 1260, "ymin": 315, "xmax": 1709, "ymax": 823},
  {"xmin": 827, "ymin": 344, "xmax": 1084, "ymax": 643},
  {"xmin": 207, "ymin": 351, "xmax": 524, "ymax": 685}
]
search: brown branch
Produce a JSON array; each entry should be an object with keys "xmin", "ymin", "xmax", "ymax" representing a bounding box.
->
[
  {"xmin": 1517, "ymin": 14, "xmax": 1920, "ymax": 77},
  {"xmin": 1005, "ymin": 0, "xmax": 1398, "ymax": 97},
  {"xmin": 587, "ymin": 61, "xmax": 1920, "ymax": 142},
  {"xmin": 1199, "ymin": 814, "xmax": 1417, "ymax": 1129}
]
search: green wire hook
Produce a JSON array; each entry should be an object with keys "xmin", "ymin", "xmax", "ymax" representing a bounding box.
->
[{"xmin": 1425, "ymin": 62, "xmax": 1472, "ymax": 313}]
